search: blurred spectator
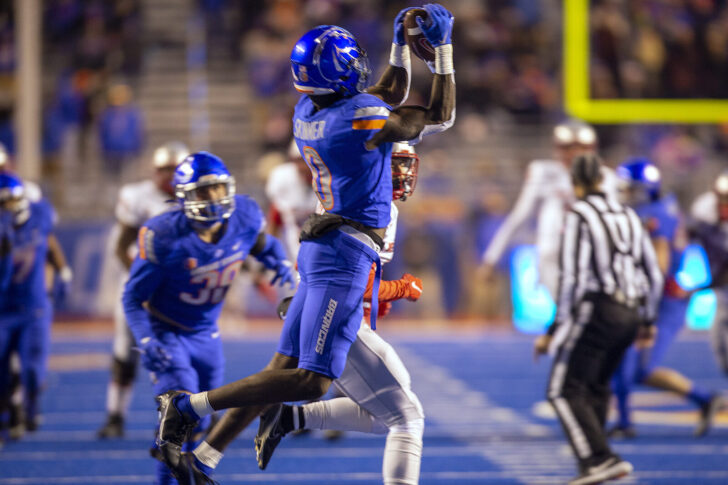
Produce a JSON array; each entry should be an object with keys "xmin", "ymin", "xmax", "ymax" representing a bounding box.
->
[
  {"xmin": 468, "ymin": 190, "xmax": 510, "ymax": 320},
  {"xmin": 45, "ymin": 0, "xmax": 84, "ymax": 45},
  {"xmin": 106, "ymin": 0, "xmax": 142, "ymax": 76},
  {"xmin": 73, "ymin": 11, "xmax": 109, "ymax": 73},
  {"xmin": 0, "ymin": 19, "xmax": 15, "ymax": 75},
  {"xmin": 398, "ymin": 191, "xmax": 466, "ymax": 319},
  {"xmin": 0, "ymin": 106, "xmax": 14, "ymax": 156},
  {"xmin": 592, "ymin": 0, "xmax": 728, "ymax": 99},
  {"xmin": 98, "ymin": 83, "xmax": 144, "ymax": 176}
]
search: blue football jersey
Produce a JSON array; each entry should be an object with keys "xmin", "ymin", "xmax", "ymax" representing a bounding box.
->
[
  {"xmin": 292, "ymin": 93, "xmax": 393, "ymax": 228},
  {"xmin": 634, "ymin": 193, "xmax": 682, "ymax": 278},
  {"xmin": 123, "ymin": 195, "xmax": 264, "ymax": 336},
  {"xmin": 0, "ymin": 212, "xmax": 14, "ymax": 301},
  {"xmin": 3, "ymin": 200, "xmax": 55, "ymax": 313}
]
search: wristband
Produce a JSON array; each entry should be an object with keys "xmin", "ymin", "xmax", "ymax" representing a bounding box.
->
[
  {"xmin": 389, "ymin": 43, "xmax": 411, "ymax": 106},
  {"xmin": 434, "ymin": 44, "xmax": 453, "ymax": 75},
  {"xmin": 194, "ymin": 441, "xmax": 224, "ymax": 469},
  {"xmin": 389, "ymin": 43, "xmax": 411, "ymax": 68}
]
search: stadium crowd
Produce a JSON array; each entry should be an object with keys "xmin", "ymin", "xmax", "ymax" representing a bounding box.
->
[{"xmin": 0, "ymin": 0, "xmax": 726, "ymax": 320}]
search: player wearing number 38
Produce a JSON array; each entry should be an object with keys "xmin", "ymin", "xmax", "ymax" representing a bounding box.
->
[{"xmin": 121, "ymin": 151, "xmax": 295, "ymax": 484}]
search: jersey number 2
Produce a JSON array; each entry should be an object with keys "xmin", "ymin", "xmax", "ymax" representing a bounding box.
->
[
  {"xmin": 302, "ymin": 146, "xmax": 334, "ymax": 210},
  {"xmin": 179, "ymin": 261, "xmax": 240, "ymax": 305}
]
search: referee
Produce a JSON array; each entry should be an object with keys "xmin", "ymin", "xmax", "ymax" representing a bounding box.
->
[{"xmin": 534, "ymin": 154, "xmax": 663, "ymax": 485}]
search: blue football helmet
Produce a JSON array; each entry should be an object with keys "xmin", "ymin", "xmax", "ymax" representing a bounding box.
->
[
  {"xmin": 290, "ymin": 25, "xmax": 371, "ymax": 96},
  {"xmin": 0, "ymin": 172, "xmax": 30, "ymax": 225},
  {"xmin": 174, "ymin": 152, "xmax": 236, "ymax": 226},
  {"xmin": 616, "ymin": 157, "xmax": 661, "ymax": 204}
]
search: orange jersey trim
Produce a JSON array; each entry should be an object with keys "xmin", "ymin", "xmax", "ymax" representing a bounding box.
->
[
  {"xmin": 352, "ymin": 119, "xmax": 386, "ymax": 130},
  {"xmin": 138, "ymin": 226, "xmax": 148, "ymax": 260}
]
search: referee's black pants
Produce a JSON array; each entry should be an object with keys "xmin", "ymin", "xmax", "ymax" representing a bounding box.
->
[{"xmin": 547, "ymin": 294, "xmax": 642, "ymax": 470}]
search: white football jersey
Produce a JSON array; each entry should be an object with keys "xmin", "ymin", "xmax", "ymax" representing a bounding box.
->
[
  {"xmin": 115, "ymin": 179, "xmax": 174, "ymax": 229},
  {"xmin": 98, "ymin": 179, "xmax": 175, "ymax": 321},
  {"xmin": 266, "ymin": 162, "xmax": 318, "ymax": 259},
  {"xmin": 483, "ymin": 159, "xmax": 617, "ymax": 297},
  {"xmin": 379, "ymin": 203, "xmax": 398, "ymax": 263},
  {"xmin": 114, "ymin": 180, "xmax": 174, "ymax": 267}
]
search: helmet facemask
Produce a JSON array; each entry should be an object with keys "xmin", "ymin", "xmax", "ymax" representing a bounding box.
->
[
  {"xmin": 617, "ymin": 178, "xmax": 651, "ymax": 206},
  {"xmin": 392, "ymin": 149, "xmax": 419, "ymax": 201},
  {"xmin": 175, "ymin": 175, "xmax": 236, "ymax": 227}
]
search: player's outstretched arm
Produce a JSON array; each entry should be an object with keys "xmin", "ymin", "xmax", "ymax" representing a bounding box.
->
[
  {"xmin": 46, "ymin": 233, "xmax": 73, "ymax": 294},
  {"xmin": 367, "ymin": 7, "xmax": 415, "ymax": 107},
  {"xmin": 480, "ymin": 164, "xmax": 542, "ymax": 270},
  {"xmin": 366, "ymin": 4, "xmax": 455, "ymax": 148},
  {"xmin": 115, "ymin": 224, "xmax": 139, "ymax": 270},
  {"xmin": 121, "ymin": 255, "xmax": 172, "ymax": 373},
  {"xmin": 249, "ymin": 232, "xmax": 296, "ymax": 289},
  {"xmin": 363, "ymin": 263, "xmax": 423, "ymax": 302}
]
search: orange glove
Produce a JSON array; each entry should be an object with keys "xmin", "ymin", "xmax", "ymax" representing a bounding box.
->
[
  {"xmin": 401, "ymin": 274, "xmax": 423, "ymax": 301},
  {"xmin": 363, "ymin": 264, "xmax": 424, "ymax": 302}
]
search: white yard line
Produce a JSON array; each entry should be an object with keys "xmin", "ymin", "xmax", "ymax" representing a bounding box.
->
[{"xmin": 397, "ymin": 347, "xmax": 584, "ymax": 484}]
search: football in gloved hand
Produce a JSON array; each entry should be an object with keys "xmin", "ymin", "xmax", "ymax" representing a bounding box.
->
[{"xmin": 403, "ymin": 8, "xmax": 436, "ymax": 62}]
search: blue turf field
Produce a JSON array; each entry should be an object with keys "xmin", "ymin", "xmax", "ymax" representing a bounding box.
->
[{"xmin": 1, "ymin": 330, "xmax": 727, "ymax": 484}]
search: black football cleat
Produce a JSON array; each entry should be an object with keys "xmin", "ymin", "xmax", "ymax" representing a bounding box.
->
[
  {"xmin": 24, "ymin": 414, "xmax": 40, "ymax": 433},
  {"xmin": 695, "ymin": 394, "xmax": 725, "ymax": 437},
  {"xmin": 155, "ymin": 391, "xmax": 199, "ymax": 472},
  {"xmin": 255, "ymin": 404, "xmax": 289, "ymax": 470},
  {"xmin": 167, "ymin": 453, "xmax": 219, "ymax": 485},
  {"xmin": 8, "ymin": 404, "xmax": 26, "ymax": 440},
  {"xmin": 97, "ymin": 413, "xmax": 125, "ymax": 439},
  {"xmin": 322, "ymin": 429, "xmax": 344, "ymax": 441},
  {"xmin": 156, "ymin": 391, "xmax": 199, "ymax": 445},
  {"xmin": 569, "ymin": 456, "xmax": 633, "ymax": 485}
]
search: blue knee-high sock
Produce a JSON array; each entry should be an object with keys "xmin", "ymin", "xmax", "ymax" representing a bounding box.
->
[
  {"xmin": 174, "ymin": 394, "xmax": 200, "ymax": 420},
  {"xmin": 614, "ymin": 388, "xmax": 632, "ymax": 429},
  {"xmin": 612, "ymin": 367, "xmax": 634, "ymax": 429}
]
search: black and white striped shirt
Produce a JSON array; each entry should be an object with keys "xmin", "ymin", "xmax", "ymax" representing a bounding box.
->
[{"xmin": 551, "ymin": 193, "xmax": 664, "ymax": 333}]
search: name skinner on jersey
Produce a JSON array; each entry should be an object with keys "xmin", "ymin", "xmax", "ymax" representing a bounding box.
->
[{"xmin": 294, "ymin": 120, "xmax": 326, "ymax": 140}]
